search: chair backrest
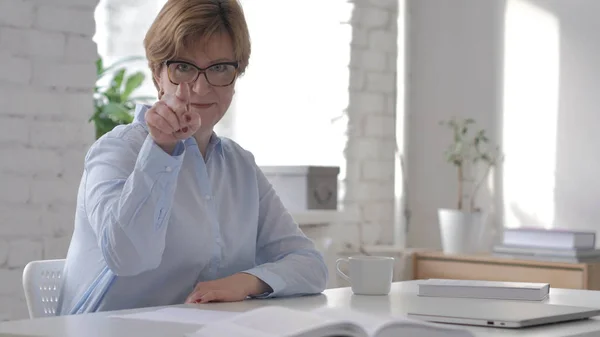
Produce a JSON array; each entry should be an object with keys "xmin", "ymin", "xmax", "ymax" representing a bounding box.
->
[{"xmin": 22, "ymin": 259, "xmax": 66, "ymax": 318}]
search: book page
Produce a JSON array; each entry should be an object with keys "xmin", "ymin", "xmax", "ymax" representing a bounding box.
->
[
  {"xmin": 189, "ymin": 306, "xmax": 365, "ymax": 337},
  {"xmin": 231, "ymin": 306, "xmax": 329, "ymax": 335},
  {"xmin": 109, "ymin": 307, "xmax": 240, "ymax": 325},
  {"xmin": 311, "ymin": 307, "xmax": 388, "ymax": 336},
  {"xmin": 187, "ymin": 322, "xmax": 278, "ymax": 337},
  {"xmin": 312, "ymin": 307, "xmax": 474, "ymax": 337}
]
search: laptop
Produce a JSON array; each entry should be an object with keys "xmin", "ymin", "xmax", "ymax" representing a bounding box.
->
[{"xmin": 406, "ymin": 299, "xmax": 600, "ymax": 328}]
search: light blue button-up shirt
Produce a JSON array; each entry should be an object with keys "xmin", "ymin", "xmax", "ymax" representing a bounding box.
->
[{"xmin": 56, "ymin": 104, "xmax": 328, "ymax": 315}]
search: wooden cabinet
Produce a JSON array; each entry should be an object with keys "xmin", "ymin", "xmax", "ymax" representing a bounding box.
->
[{"xmin": 412, "ymin": 251, "xmax": 600, "ymax": 290}]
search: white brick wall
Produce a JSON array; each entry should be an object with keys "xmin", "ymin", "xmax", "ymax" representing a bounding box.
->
[
  {"xmin": 342, "ymin": 0, "xmax": 398, "ymax": 246},
  {"xmin": 0, "ymin": 0, "xmax": 98, "ymax": 320}
]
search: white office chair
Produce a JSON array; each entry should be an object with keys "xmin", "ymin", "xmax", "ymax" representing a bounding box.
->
[{"xmin": 22, "ymin": 259, "xmax": 65, "ymax": 318}]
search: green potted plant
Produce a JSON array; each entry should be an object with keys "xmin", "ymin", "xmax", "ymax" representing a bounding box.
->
[
  {"xmin": 91, "ymin": 56, "xmax": 154, "ymax": 139},
  {"xmin": 438, "ymin": 117, "xmax": 503, "ymax": 254}
]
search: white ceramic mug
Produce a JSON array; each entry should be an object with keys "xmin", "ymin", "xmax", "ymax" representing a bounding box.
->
[{"xmin": 336, "ymin": 256, "xmax": 395, "ymax": 295}]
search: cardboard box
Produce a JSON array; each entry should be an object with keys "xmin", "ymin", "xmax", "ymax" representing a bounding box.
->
[{"xmin": 260, "ymin": 166, "xmax": 340, "ymax": 212}]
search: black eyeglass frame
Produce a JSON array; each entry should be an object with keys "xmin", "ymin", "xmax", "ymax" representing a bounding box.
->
[{"xmin": 165, "ymin": 60, "xmax": 239, "ymax": 87}]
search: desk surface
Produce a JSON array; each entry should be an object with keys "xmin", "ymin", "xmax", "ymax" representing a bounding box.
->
[{"xmin": 2, "ymin": 281, "xmax": 600, "ymax": 337}]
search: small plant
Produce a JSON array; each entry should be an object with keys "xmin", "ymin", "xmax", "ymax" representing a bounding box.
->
[
  {"xmin": 440, "ymin": 117, "xmax": 503, "ymax": 212},
  {"xmin": 91, "ymin": 56, "xmax": 154, "ymax": 139}
]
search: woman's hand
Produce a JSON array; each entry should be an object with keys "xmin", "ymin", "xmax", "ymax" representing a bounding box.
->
[
  {"xmin": 145, "ymin": 83, "xmax": 202, "ymax": 154},
  {"xmin": 185, "ymin": 273, "xmax": 271, "ymax": 304}
]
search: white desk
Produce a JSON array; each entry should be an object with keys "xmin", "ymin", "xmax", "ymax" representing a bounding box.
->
[{"xmin": 1, "ymin": 281, "xmax": 600, "ymax": 337}]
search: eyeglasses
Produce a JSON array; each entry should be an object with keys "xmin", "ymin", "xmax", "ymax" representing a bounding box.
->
[{"xmin": 165, "ymin": 60, "xmax": 239, "ymax": 87}]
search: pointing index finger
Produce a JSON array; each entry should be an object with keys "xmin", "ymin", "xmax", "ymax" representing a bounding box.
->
[{"xmin": 176, "ymin": 82, "xmax": 191, "ymax": 114}]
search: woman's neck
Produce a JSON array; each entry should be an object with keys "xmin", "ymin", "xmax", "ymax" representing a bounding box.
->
[{"xmin": 193, "ymin": 131, "xmax": 212, "ymax": 158}]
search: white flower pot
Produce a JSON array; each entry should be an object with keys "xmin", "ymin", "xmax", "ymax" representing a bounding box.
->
[{"xmin": 438, "ymin": 209, "xmax": 487, "ymax": 254}]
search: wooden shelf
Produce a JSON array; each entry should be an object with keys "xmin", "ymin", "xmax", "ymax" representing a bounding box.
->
[
  {"xmin": 415, "ymin": 251, "xmax": 591, "ymax": 269},
  {"xmin": 412, "ymin": 250, "xmax": 600, "ymax": 290}
]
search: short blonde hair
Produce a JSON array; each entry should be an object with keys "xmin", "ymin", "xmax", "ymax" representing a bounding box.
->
[{"xmin": 144, "ymin": 0, "xmax": 251, "ymax": 90}]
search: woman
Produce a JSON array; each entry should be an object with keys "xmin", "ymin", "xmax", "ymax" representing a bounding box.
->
[{"xmin": 56, "ymin": 0, "xmax": 328, "ymax": 315}]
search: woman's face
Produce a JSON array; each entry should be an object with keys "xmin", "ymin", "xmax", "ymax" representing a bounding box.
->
[{"xmin": 156, "ymin": 32, "xmax": 237, "ymax": 134}]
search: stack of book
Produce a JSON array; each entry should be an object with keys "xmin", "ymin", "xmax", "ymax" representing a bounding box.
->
[
  {"xmin": 492, "ymin": 227, "xmax": 600, "ymax": 263},
  {"xmin": 417, "ymin": 278, "xmax": 550, "ymax": 301}
]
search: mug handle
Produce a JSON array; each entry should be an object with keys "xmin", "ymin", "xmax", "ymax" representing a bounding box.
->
[{"xmin": 335, "ymin": 258, "xmax": 350, "ymax": 283}]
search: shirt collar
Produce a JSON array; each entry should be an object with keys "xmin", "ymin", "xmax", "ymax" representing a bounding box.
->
[{"xmin": 134, "ymin": 103, "xmax": 224, "ymax": 157}]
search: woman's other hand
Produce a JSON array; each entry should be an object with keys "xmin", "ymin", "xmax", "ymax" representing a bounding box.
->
[
  {"xmin": 145, "ymin": 83, "xmax": 202, "ymax": 153},
  {"xmin": 185, "ymin": 273, "xmax": 271, "ymax": 304}
]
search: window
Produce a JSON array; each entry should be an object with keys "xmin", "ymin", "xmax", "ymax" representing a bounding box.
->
[
  {"xmin": 94, "ymin": 0, "xmax": 351, "ymax": 170},
  {"xmin": 229, "ymin": 0, "xmax": 351, "ymax": 167},
  {"xmin": 94, "ymin": 0, "xmax": 163, "ymax": 99}
]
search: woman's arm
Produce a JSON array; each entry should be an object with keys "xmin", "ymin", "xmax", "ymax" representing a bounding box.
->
[
  {"xmin": 242, "ymin": 163, "xmax": 329, "ymax": 297},
  {"xmin": 84, "ymin": 128, "xmax": 184, "ymax": 276}
]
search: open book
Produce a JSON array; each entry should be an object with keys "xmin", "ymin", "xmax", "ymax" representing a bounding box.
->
[{"xmin": 187, "ymin": 306, "xmax": 474, "ymax": 337}]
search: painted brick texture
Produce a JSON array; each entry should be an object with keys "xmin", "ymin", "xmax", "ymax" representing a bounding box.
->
[
  {"xmin": 342, "ymin": 0, "xmax": 398, "ymax": 247},
  {"xmin": 0, "ymin": 0, "xmax": 98, "ymax": 320}
]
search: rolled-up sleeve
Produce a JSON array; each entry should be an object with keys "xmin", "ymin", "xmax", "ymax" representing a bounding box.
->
[
  {"xmin": 242, "ymin": 164, "xmax": 328, "ymax": 297},
  {"xmin": 84, "ymin": 130, "xmax": 185, "ymax": 277}
]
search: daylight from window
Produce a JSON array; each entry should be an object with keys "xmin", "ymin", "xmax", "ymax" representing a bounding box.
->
[
  {"xmin": 502, "ymin": 0, "xmax": 560, "ymax": 229},
  {"xmin": 94, "ymin": 0, "xmax": 351, "ymax": 171}
]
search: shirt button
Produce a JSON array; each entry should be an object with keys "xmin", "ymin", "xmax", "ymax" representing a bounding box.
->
[{"xmin": 165, "ymin": 166, "xmax": 172, "ymax": 172}]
